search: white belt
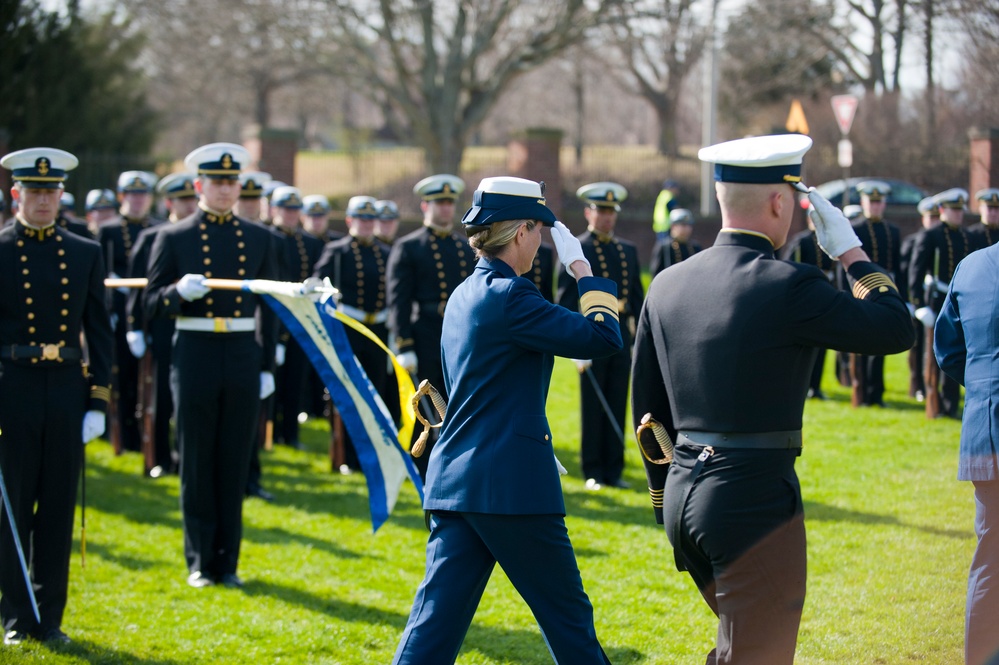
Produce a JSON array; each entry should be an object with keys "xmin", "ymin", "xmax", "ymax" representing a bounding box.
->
[
  {"xmin": 175, "ymin": 316, "xmax": 256, "ymax": 333},
  {"xmin": 337, "ymin": 304, "xmax": 388, "ymax": 325}
]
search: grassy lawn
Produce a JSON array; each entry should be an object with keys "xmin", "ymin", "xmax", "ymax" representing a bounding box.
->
[{"xmin": 3, "ymin": 351, "xmax": 971, "ymax": 664}]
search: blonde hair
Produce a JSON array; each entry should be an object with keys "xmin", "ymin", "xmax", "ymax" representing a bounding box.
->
[{"xmin": 467, "ymin": 219, "xmax": 537, "ymax": 259}]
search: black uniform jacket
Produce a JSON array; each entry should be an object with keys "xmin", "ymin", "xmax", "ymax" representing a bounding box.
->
[
  {"xmin": 632, "ymin": 230, "xmax": 916, "ymax": 522},
  {"xmin": 0, "ymin": 220, "xmax": 113, "ymax": 411},
  {"xmin": 142, "ymin": 208, "xmax": 279, "ymax": 368},
  {"xmin": 650, "ymin": 238, "xmax": 702, "ymax": 277},
  {"xmin": 908, "ymin": 222, "xmax": 972, "ymax": 310},
  {"xmin": 313, "ymin": 234, "xmax": 391, "ymax": 313}
]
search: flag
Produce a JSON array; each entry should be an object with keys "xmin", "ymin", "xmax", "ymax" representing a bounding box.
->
[{"xmin": 249, "ymin": 280, "xmax": 423, "ymax": 532}]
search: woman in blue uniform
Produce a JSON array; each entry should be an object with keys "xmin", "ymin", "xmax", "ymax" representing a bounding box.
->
[{"xmin": 392, "ymin": 177, "xmax": 622, "ymax": 664}]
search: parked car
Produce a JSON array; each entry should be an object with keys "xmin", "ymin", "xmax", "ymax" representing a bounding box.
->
[{"xmin": 812, "ymin": 177, "xmax": 928, "ymax": 213}]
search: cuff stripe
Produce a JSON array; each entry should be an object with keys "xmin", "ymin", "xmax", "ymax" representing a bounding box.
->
[
  {"xmin": 853, "ymin": 273, "xmax": 898, "ymax": 299},
  {"xmin": 90, "ymin": 385, "xmax": 111, "ymax": 402},
  {"xmin": 580, "ymin": 291, "xmax": 620, "ymax": 321}
]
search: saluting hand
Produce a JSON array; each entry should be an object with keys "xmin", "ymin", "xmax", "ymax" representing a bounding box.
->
[
  {"xmin": 551, "ymin": 221, "xmax": 591, "ymax": 279},
  {"xmin": 806, "ymin": 189, "xmax": 862, "ymax": 259}
]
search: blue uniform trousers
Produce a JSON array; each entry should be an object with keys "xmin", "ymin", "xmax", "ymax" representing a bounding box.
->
[
  {"xmin": 968, "ymin": 481, "xmax": 999, "ymax": 665},
  {"xmin": 393, "ymin": 511, "xmax": 610, "ymax": 665}
]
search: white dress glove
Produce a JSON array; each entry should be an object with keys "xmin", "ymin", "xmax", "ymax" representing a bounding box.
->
[
  {"xmin": 398, "ymin": 351, "xmax": 418, "ymax": 375},
  {"xmin": 126, "ymin": 330, "xmax": 147, "ymax": 358},
  {"xmin": 177, "ymin": 273, "xmax": 210, "ymax": 301},
  {"xmin": 807, "ymin": 189, "xmax": 863, "ymax": 259},
  {"xmin": 259, "ymin": 371, "xmax": 275, "ymax": 400},
  {"xmin": 554, "ymin": 453, "xmax": 568, "ymax": 476},
  {"xmin": 550, "ymin": 221, "xmax": 590, "ymax": 277},
  {"xmin": 573, "ymin": 358, "xmax": 593, "ymax": 373},
  {"xmin": 275, "ymin": 343, "xmax": 286, "ymax": 367},
  {"xmin": 82, "ymin": 410, "xmax": 105, "ymax": 444},
  {"xmin": 914, "ymin": 307, "xmax": 937, "ymax": 329}
]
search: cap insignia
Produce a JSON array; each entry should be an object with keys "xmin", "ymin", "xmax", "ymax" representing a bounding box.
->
[
  {"xmin": 37, "ymin": 158, "xmax": 49, "ymax": 176},
  {"xmin": 221, "ymin": 154, "xmax": 233, "ymax": 169}
]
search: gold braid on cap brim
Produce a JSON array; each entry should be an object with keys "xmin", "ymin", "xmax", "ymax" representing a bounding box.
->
[
  {"xmin": 852, "ymin": 272, "xmax": 898, "ymax": 300},
  {"xmin": 636, "ymin": 413, "xmax": 674, "ymax": 464},
  {"xmin": 411, "ymin": 379, "xmax": 447, "ymax": 457}
]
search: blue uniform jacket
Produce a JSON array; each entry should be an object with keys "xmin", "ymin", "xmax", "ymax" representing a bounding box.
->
[
  {"xmin": 424, "ymin": 257, "xmax": 623, "ymax": 515},
  {"xmin": 934, "ymin": 243, "xmax": 999, "ymax": 481}
]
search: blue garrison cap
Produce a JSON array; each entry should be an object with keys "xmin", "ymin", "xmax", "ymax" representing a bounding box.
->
[{"xmin": 461, "ymin": 177, "xmax": 557, "ymax": 227}]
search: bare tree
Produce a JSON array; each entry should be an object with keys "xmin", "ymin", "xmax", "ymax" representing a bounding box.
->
[
  {"xmin": 323, "ymin": 0, "xmax": 624, "ymax": 173},
  {"xmin": 605, "ymin": 0, "xmax": 709, "ymax": 156},
  {"xmin": 953, "ymin": 0, "xmax": 999, "ymax": 128}
]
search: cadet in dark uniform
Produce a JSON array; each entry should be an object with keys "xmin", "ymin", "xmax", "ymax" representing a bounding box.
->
[
  {"xmin": 650, "ymin": 207, "xmax": 702, "ymax": 277},
  {"xmin": 844, "ymin": 180, "xmax": 902, "ymax": 406},
  {"xmin": 303, "ymin": 194, "xmax": 343, "ymax": 243},
  {"xmin": 374, "ymin": 199, "xmax": 399, "ymax": 245},
  {"xmin": 270, "ymin": 186, "xmax": 324, "ymax": 448},
  {"xmin": 910, "ymin": 188, "xmax": 973, "ymax": 418},
  {"xmin": 260, "ymin": 179, "xmax": 287, "ymax": 226},
  {"xmin": 557, "ymin": 181, "xmax": 644, "ymax": 490},
  {"xmin": 968, "ymin": 188, "xmax": 999, "ymax": 251},
  {"xmin": 144, "ymin": 143, "xmax": 278, "ymax": 588},
  {"xmin": 125, "ymin": 172, "xmax": 199, "ymax": 476},
  {"xmin": 632, "ymin": 135, "xmax": 915, "ymax": 665},
  {"xmin": 84, "ymin": 188, "xmax": 118, "ymax": 235},
  {"xmin": 0, "ymin": 148, "xmax": 113, "ymax": 645},
  {"xmin": 98, "ymin": 170, "xmax": 160, "ymax": 453},
  {"xmin": 56, "ymin": 192, "xmax": 91, "ymax": 238},
  {"xmin": 386, "ymin": 174, "xmax": 471, "ymax": 479},
  {"xmin": 233, "ymin": 171, "xmax": 271, "ymax": 225},
  {"xmin": 314, "ymin": 196, "xmax": 392, "ymax": 470},
  {"xmin": 393, "ymin": 176, "xmax": 620, "ymax": 665},
  {"xmin": 899, "ymin": 196, "xmax": 941, "ymax": 402},
  {"xmin": 781, "ymin": 216, "xmax": 837, "ymax": 399}
]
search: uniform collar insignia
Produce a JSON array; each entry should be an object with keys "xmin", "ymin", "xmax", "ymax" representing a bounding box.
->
[
  {"xmin": 16, "ymin": 215, "xmax": 57, "ymax": 241},
  {"xmin": 587, "ymin": 227, "xmax": 613, "ymax": 243},
  {"xmin": 200, "ymin": 203, "xmax": 233, "ymax": 224}
]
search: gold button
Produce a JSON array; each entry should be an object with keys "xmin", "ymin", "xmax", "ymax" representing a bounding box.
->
[
  {"xmin": 544, "ymin": 434, "xmax": 550, "ymax": 441},
  {"xmin": 438, "ymin": 272, "xmax": 445, "ymax": 279},
  {"xmin": 203, "ymin": 258, "xmax": 211, "ymax": 265},
  {"xmin": 205, "ymin": 311, "xmax": 213, "ymax": 317},
  {"xmin": 233, "ymin": 310, "xmax": 241, "ymax": 317},
  {"xmin": 60, "ymin": 263, "xmax": 67, "ymax": 270},
  {"xmin": 238, "ymin": 269, "xmax": 246, "ymax": 276},
  {"xmin": 27, "ymin": 312, "xmax": 35, "ymax": 319},
  {"xmin": 61, "ymin": 309, "xmax": 68, "ymax": 316},
  {"xmin": 60, "ymin": 325, "xmax": 67, "ymax": 332},
  {"xmin": 199, "ymin": 224, "xmax": 207, "ymax": 230},
  {"xmin": 238, "ymin": 242, "xmax": 245, "ymax": 249},
  {"xmin": 202, "ymin": 245, "xmax": 210, "ymax": 252},
  {"xmin": 24, "ymin": 282, "xmax": 30, "ymax": 289},
  {"xmin": 20, "ymin": 256, "xmax": 27, "ymax": 262},
  {"xmin": 22, "ymin": 269, "xmax": 29, "ymax": 275},
  {"xmin": 164, "ymin": 298, "xmax": 171, "ymax": 306},
  {"xmin": 201, "ymin": 234, "xmax": 209, "ymax": 240},
  {"xmin": 58, "ymin": 249, "xmax": 65, "ymax": 256},
  {"xmin": 239, "ymin": 256, "xmax": 246, "ymax": 262},
  {"xmin": 16, "ymin": 240, "xmax": 24, "ymax": 247},
  {"xmin": 25, "ymin": 298, "xmax": 32, "ymax": 305},
  {"xmin": 439, "ymin": 281, "xmax": 447, "ymax": 289},
  {"xmin": 205, "ymin": 298, "xmax": 214, "ymax": 305},
  {"xmin": 31, "ymin": 358, "xmax": 38, "ymax": 364},
  {"xmin": 236, "ymin": 230, "xmax": 243, "ymax": 236},
  {"xmin": 28, "ymin": 326, "xmax": 35, "ymax": 333},
  {"xmin": 62, "ymin": 293, "xmax": 69, "ymax": 300},
  {"xmin": 235, "ymin": 296, "xmax": 242, "ymax": 303},
  {"xmin": 205, "ymin": 271, "xmax": 213, "ymax": 278}
]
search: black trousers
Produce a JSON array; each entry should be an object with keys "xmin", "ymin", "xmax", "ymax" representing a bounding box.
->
[
  {"xmin": 113, "ymin": 317, "xmax": 141, "ymax": 452},
  {"xmin": 150, "ymin": 319, "xmax": 175, "ymax": 470},
  {"xmin": 856, "ymin": 354, "xmax": 886, "ymax": 406},
  {"xmin": 579, "ymin": 346, "xmax": 630, "ymax": 484},
  {"xmin": 0, "ymin": 364, "xmax": 85, "ymax": 634},
  {"xmin": 908, "ymin": 318, "xmax": 926, "ymax": 398},
  {"xmin": 275, "ymin": 338, "xmax": 308, "ymax": 446},
  {"xmin": 171, "ymin": 331, "xmax": 261, "ymax": 577},
  {"xmin": 409, "ymin": 317, "xmax": 445, "ymax": 481},
  {"xmin": 665, "ymin": 445, "xmax": 805, "ymax": 665}
]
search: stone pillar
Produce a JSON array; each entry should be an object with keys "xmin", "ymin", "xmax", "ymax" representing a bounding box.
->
[
  {"xmin": 969, "ymin": 127, "xmax": 999, "ymax": 198},
  {"xmin": 507, "ymin": 128, "xmax": 563, "ymax": 219},
  {"xmin": 242, "ymin": 125, "xmax": 299, "ymax": 186}
]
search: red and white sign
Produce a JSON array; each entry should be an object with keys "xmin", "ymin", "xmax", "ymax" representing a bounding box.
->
[{"xmin": 831, "ymin": 94, "xmax": 859, "ymax": 136}]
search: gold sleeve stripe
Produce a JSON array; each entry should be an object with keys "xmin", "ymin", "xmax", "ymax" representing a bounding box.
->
[
  {"xmin": 649, "ymin": 487, "xmax": 664, "ymax": 508},
  {"xmin": 90, "ymin": 385, "xmax": 111, "ymax": 402},
  {"xmin": 853, "ymin": 272, "xmax": 898, "ymax": 299},
  {"xmin": 580, "ymin": 291, "xmax": 620, "ymax": 321}
]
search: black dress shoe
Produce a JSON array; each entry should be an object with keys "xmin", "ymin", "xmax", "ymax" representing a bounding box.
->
[
  {"xmin": 187, "ymin": 571, "xmax": 214, "ymax": 588},
  {"xmin": 245, "ymin": 484, "xmax": 274, "ymax": 502},
  {"xmin": 38, "ymin": 628, "xmax": 70, "ymax": 644},
  {"xmin": 3, "ymin": 630, "xmax": 28, "ymax": 645},
  {"xmin": 218, "ymin": 573, "xmax": 244, "ymax": 588}
]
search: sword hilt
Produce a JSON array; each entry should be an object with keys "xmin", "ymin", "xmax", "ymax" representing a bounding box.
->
[
  {"xmin": 411, "ymin": 379, "xmax": 446, "ymax": 458},
  {"xmin": 636, "ymin": 413, "xmax": 674, "ymax": 464}
]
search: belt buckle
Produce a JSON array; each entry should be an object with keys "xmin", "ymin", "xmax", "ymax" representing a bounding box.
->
[
  {"xmin": 364, "ymin": 313, "xmax": 376, "ymax": 325},
  {"xmin": 41, "ymin": 343, "xmax": 60, "ymax": 360},
  {"xmin": 213, "ymin": 317, "xmax": 231, "ymax": 333}
]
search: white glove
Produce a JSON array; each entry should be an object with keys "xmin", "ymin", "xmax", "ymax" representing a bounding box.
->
[
  {"xmin": 914, "ymin": 307, "xmax": 937, "ymax": 329},
  {"xmin": 550, "ymin": 221, "xmax": 590, "ymax": 277},
  {"xmin": 275, "ymin": 343, "xmax": 286, "ymax": 367},
  {"xmin": 177, "ymin": 273, "xmax": 210, "ymax": 301},
  {"xmin": 807, "ymin": 189, "xmax": 863, "ymax": 259},
  {"xmin": 398, "ymin": 351, "xmax": 418, "ymax": 375},
  {"xmin": 82, "ymin": 410, "xmax": 105, "ymax": 444},
  {"xmin": 906, "ymin": 302, "xmax": 916, "ymax": 317},
  {"xmin": 554, "ymin": 453, "xmax": 568, "ymax": 476},
  {"xmin": 259, "ymin": 371, "xmax": 275, "ymax": 399},
  {"xmin": 573, "ymin": 358, "xmax": 593, "ymax": 373},
  {"xmin": 126, "ymin": 330, "xmax": 147, "ymax": 358}
]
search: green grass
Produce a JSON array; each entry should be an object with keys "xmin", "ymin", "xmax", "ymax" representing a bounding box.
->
[{"xmin": 3, "ymin": 352, "xmax": 971, "ymax": 664}]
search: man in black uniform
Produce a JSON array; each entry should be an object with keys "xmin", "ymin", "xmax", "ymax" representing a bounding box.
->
[
  {"xmin": 233, "ymin": 171, "xmax": 271, "ymax": 225},
  {"xmin": 557, "ymin": 182, "xmax": 644, "ymax": 490},
  {"xmin": 0, "ymin": 148, "xmax": 113, "ymax": 645},
  {"xmin": 781, "ymin": 215, "xmax": 837, "ymax": 399},
  {"xmin": 304, "ymin": 194, "xmax": 343, "ymax": 244},
  {"xmin": 125, "ymin": 172, "xmax": 199, "ymax": 476},
  {"xmin": 56, "ymin": 192, "xmax": 91, "ymax": 238},
  {"xmin": 98, "ymin": 170, "xmax": 160, "ymax": 453},
  {"xmin": 910, "ymin": 188, "xmax": 973, "ymax": 418},
  {"xmin": 387, "ymin": 174, "xmax": 470, "ymax": 479},
  {"xmin": 314, "ymin": 195, "xmax": 393, "ymax": 471},
  {"xmin": 968, "ymin": 188, "xmax": 999, "ymax": 251},
  {"xmin": 84, "ymin": 188, "xmax": 117, "ymax": 235},
  {"xmin": 899, "ymin": 196, "xmax": 940, "ymax": 402},
  {"xmin": 144, "ymin": 143, "xmax": 278, "ymax": 588},
  {"xmin": 632, "ymin": 134, "xmax": 914, "ymax": 665},
  {"xmin": 650, "ymin": 207, "xmax": 701, "ymax": 277},
  {"xmin": 843, "ymin": 180, "xmax": 902, "ymax": 407},
  {"xmin": 374, "ymin": 199, "xmax": 400, "ymax": 245},
  {"xmin": 270, "ymin": 186, "xmax": 324, "ymax": 449}
]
